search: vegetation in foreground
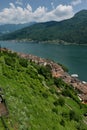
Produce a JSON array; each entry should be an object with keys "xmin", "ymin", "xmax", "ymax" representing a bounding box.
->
[{"xmin": 0, "ymin": 49, "xmax": 87, "ymax": 130}]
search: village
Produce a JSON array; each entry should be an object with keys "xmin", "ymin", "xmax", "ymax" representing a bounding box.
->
[{"xmin": 18, "ymin": 52, "xmax": 87, "ymax": 104}]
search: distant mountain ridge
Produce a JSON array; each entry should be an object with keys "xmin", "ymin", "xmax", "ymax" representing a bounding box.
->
[
  {"xmin": 0, "ymin": 22, "xmax": 35, "ymax": 35},
  {"xmin": 0, "ymin": 10, "xmax": 87, "ymax": 44}
]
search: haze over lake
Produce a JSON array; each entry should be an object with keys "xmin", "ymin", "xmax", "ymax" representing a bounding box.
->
[{"xmin": 0, "ymin": 41, "xmax": 87, "ymax": 81}]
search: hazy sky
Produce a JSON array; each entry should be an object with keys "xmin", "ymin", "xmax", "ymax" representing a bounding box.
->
[{"xmin": 0, "ymin": 0, "xmax": 87, "ymax": 24}]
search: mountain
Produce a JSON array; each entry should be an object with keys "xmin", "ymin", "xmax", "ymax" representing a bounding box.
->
[
  {"xmin": 0, "ymin": 10, "xmax": 87, "ymax": 44},
  {"xmin": 0, "ymin": 22, "xmax": 35, "ymax": 35}
]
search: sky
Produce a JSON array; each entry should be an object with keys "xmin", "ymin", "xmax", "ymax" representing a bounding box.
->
[{"xmin": 0, "ymin": 0, "xmax": 87, "ymax": 24}]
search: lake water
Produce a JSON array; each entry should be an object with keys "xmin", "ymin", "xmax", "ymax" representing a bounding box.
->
[{"xmin": 0, "ymin": 41, "xmax": 87, "ymax": 81}]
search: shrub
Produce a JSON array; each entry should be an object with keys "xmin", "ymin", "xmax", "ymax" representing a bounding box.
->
[
  {"xmin": 62, "ymin": 112, "xmax": 69, "ymax": 119},
  {"xmin": 62, "ymin": 88, "xmax": 72, "ymax": 97},
  {"xmin": 76, "ymin": 123, "xmax": 86, "ymax": 130},
  {"xmin": 53, "ymin": 97, "xmax": 65, "ymax": 106},
  {"xmin": 4, "ymin": 56, "xmax": 16, "ymax": 67},
  {"xmin": 42, "ymin": 92, "xmax": 48, "ymax": 98},
  {"xmin": 49, "ymin": 87, "xmax": 56, "ymax": 94},
  {"xmin": 19, "ymin": 58, "xmax": 28, "ymax": 67},
  {"xmin": 53, "ymin": 100, "xmax": 59, "ymax": 106},
  {"xmin": 52, "ymin": 107, "xmax": 58, "ymax": 114},
  {"xmin": 60, "ymin": 119, "xmax": 65, "ymax": 127},
  {"xmin": 26, "ymin": 65, "xmax": 38, "ymax": 79}
]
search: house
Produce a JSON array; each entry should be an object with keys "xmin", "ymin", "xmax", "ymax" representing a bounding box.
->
[{"xmin": 79, "ymin": 94, "xmax": 87, "ymax": 104}]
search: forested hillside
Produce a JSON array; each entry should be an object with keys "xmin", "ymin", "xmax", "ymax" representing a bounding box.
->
[{"xmin": 0, "ymin": 10, "xmax": 87, "ymax": 44}]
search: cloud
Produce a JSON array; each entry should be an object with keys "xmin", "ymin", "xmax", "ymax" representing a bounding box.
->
[
  {"xmin": 71, "ymin": 0, "xmax": 82, "ymax": 6},
  {"xmin": 0, "ymin": 3, "xmax": 74, "ymax": 24},
  {"xmin": 51, "ymin": 2, "xmax": 55, "ymax": 9},
  {"xmin": 41, "ymin": 5, "xmax": 74, "ymax": 22},
  {"xmin": 15, "ymin": 0, "xmax": 23, "ymax": 6}
]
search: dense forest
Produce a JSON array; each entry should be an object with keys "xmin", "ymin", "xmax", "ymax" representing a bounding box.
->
[
  {"xmin": 0, "ymin": 10, "xmax": 87, "ymax": 44},
  {"xmin": 0, "ymin": 49, "xmax": 87, "ymax": 129}
]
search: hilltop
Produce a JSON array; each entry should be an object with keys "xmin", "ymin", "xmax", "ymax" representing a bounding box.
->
[
  {"xmin": 0, "ymin": 10, "xmax": 87, "ymax": 44},
  {"xmin": 0, "ymin": 48, "xmax": 87, "ymax": 129}
]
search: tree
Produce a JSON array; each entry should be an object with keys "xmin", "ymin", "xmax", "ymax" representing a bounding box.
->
[
  {"xmin": 58, "ymin": 97, "xmax": 65, "ymax": 106},
  {"xmin": 54, "ymin": 78, "xmax": 66, "ymax": 88},
  {"xmin": 69, "ymin": 110, "xmax": 80, "ymax": 122},
  {"xmin": 19, "ymin": 58, "xmax": 28, "ymax": 67},
  {"xmin": 38, "ymin": 66, "xmax": 52, "ymax": 79}
]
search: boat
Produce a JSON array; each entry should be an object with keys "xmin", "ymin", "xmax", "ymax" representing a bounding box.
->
[{"xmin": 71, "ymin": 74, "xmax": 78, "ymax": 78}]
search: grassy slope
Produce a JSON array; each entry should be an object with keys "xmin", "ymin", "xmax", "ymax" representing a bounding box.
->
[{"xmin": 0, "ymin": 50, "xmax": 87, "ymax": 130}]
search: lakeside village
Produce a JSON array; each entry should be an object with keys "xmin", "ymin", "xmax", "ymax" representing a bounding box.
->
[
  {"xmin": 0, "ymin": 48, "xmax": 87, "ymax": 107},
  {"xmin": 17, "ymin": 50, "xmax": 87, "ymax": 104}
]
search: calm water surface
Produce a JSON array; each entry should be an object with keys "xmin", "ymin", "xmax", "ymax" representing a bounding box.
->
[{"xmin": 0, "ymin": 41, "xmax": 87, "ymax": 81}]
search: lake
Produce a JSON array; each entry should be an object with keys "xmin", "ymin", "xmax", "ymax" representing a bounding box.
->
[{"xmin": 0, "ymin": 41, "xmax": 87, "ymax": 81}]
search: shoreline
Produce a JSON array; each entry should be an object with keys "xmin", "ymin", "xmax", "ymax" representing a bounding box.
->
[
  {"xmin": 1, "ymin": 47, "xmax": 87, "ymax": 104},
  {"xmin": 17, "ymin": 51, "xmax": 87, "ymax": 104},
  {"xmin": 0, "ymin": 42, "xmax": 87, "ymax": 81},
  {"xmin": 0, "ymin": 40, "xmax": 87, "ymax": 46}
]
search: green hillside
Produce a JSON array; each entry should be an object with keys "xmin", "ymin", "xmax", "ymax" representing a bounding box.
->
[
  {"xmin": 0, "ymin": 49, "xmax": 87, "ymax": 130},
  {"xmin": 0, "ymin": 10, "xmax": 87, "ymax": 44}
]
